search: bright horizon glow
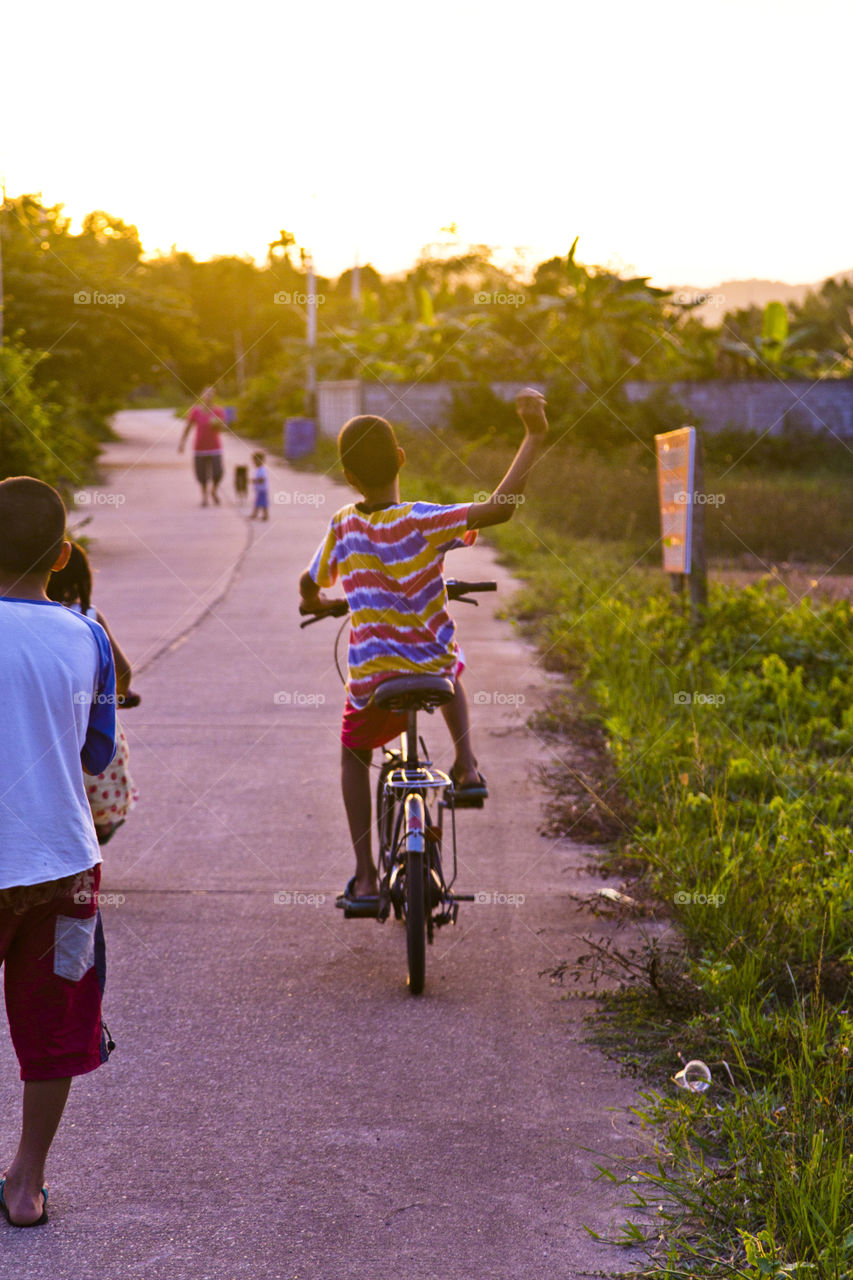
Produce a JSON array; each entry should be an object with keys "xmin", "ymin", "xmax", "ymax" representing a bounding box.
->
[{"xmin": 4, "ymin": 0, "xmax": 852, "ymax": 289}]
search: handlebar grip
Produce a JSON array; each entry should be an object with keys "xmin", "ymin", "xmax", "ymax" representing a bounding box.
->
[
  {"xmin": 299, "ymin": 599, "xmax": 350, "ymax": 627},
  {"xmin": 446, "ymin": 580, "xmax": 498, "ymax": 599},
  {"xmin": 299, "ymin": 601, "xmax": 349, "ymax": 616}
]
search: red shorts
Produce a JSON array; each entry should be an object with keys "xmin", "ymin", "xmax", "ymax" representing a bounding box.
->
[
  {"xmin": 341, "ymin": 663, "xmax": 465, "ymax": 752},
  {"xmin": 0, "ymin": 864, "xmax": 107, "ymax": 1081},
  {"xmin": 341, "ymin": 701, "xmax": 408, "ymax": 752}
]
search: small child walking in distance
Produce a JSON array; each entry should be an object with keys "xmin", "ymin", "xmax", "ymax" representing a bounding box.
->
[{"xmin": 251, "ymin": 451, "xmax": 269, "ymax": 521}]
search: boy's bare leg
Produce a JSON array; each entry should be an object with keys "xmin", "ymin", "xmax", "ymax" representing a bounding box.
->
[
  {"xmin": 441, "ymin": 677, "xmax": 479, "ymax": 786},
  {"xmin": 3, "ymin": 1077, "xmax": 71, "ymax": 1224},
  {"xmin": 341, "ymin": 745, "xmax": 378, "ymax": 897}
]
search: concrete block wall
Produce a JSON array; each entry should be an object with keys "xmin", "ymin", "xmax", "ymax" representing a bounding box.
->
[
  {"xmin": 319, "ymin": 376, "xmax": 853, "ymax": 437},
  {"xmin": 317, "ymin": 380, "xmax": 547, "ymax": 432},
  {"xmin": 623, "ymin": 379, "xmax": 853, "ymax": 436}
]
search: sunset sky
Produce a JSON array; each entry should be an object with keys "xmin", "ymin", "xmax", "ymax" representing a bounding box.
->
[{"xmin": 5, "ymin": 0, "xmax": 850, "ymax": 287}]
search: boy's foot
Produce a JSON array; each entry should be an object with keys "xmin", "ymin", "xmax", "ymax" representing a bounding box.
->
[
  {"xmin": 451, "ymin": 768, "xmax": 481, "ymax": 789},
  {"xmin": 211, "ymin": 489, "xmax": 221, "ymax": 505},
  {"xmin": 335, "ymin": 874, "xmax": 378, "ymax": 908},
  {"xmin": 449, "ymin": 761, "xmax": 488, "ymax": 790},
  {"xmin": 448, "ymin": 768, "xmax": 488, "ymax": 807},
  {"xmin": 0, "ymin": 1177, "xmax": 48, "ymax": 1228}
]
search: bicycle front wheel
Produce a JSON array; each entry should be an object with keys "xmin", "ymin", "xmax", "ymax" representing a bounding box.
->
[{"xmin": 403, "ymin": 794, "xmax": 427, "ymax": 995}]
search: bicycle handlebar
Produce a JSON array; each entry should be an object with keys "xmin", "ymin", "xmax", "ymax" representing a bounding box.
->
[
  {"xmin": 298, "ymin": 599, "xmax": 349, "ymax": 627},
  {"xmin": 299, "ymin": 579, "xmax": 497, "ymax": 627},
  {"xmin": 446, "ymin": 580, "xmax": 497, "ymax": 600}
]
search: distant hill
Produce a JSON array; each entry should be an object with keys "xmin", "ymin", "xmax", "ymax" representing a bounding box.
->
[{"xmin": 668, "ymin": 270, "xmax": 853, "ymax": 326}]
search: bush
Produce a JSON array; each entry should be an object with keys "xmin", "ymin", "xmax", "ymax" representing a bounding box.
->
[
  {"xmin": 705, "ymin": 421, "xmax": 853, "ymax": 474},
  {"xmin": 234, "ymin": 364, "xmax": 308, "ymax": 445},
  {"xmin": 446, "ymin": 383, "xmax": 520, "ymax": 441},
  {"xmin": 0, "ymin": 343, "xmax": 102, "ymax": 493},
  {"xmin": 545, "ymin": 379, "xmax": 690, "ymax": 456}
]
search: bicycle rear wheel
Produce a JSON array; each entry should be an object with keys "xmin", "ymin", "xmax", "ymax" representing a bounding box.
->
[
  {"xmin": 376, "ymin": 756, "xmax": 398, "ymax": 870},
  {"xmin": 403, "ymin": 794, "xmax": 427, "ymax": 995}
]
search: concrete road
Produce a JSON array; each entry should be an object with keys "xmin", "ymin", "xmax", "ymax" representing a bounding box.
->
[{"xmin": 1, "ymin": 411, "xmax": 649, "ymax": 1279}]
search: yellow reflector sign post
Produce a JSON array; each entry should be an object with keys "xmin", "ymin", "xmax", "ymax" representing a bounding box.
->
[
  {"xmin": 656, "ymin": 426, "xmax": 695, "ymax": 574},
  {"xmin": 655, "ymin": 425, "xmax": 708, "ymax": 622}
]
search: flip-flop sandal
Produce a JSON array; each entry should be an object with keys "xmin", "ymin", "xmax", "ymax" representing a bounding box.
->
[
  {"xmin": 335, "ymin": 876, "xmax": 379, "ymax": 914},
  {"xmin": 448, "ymin": 770, "xmax": 488, "ymax": 808},
  {"xmin": 96, "ymin": 819, "xmax": 125, "ymax": 846},
  {"xmin": 0, "ymin": 1177, "xmax": 48, "ymax": 1228}
]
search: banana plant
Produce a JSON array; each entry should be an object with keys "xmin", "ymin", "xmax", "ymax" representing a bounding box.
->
[
  {"xmin": 526, "ymin": 237, "xmax": 677, "ymax": 389},
  {"xmin": 720, "ymin": 300, "xmax": 819, "ymax": 376}
]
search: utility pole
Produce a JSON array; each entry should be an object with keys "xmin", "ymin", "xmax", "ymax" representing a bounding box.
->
[{"xmin": 306, "ymin": 254, "xmax": 317, "ymax": 416}]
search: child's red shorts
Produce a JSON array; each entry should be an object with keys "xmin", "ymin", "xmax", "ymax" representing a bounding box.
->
[
  {"xmin": 340, "ymin": 664, "xmax": 465, "ymax": 752},
  {"xmin": 0, "ymin": 864, "xmax": 107, "ymax": 1081},
  {"xmin": 341, "ymin": 701, "xmax": 408, "ymax": 751}
]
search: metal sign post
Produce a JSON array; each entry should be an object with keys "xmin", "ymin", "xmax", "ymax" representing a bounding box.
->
[{"xmin": 655, "ymin": 426, "xmax": 708, "ymax": 623}]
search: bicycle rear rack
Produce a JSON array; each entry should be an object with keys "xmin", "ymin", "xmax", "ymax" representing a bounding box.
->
[{"xmin": 384, "ymin": 765, "xmax": 451, "ymax": 792}]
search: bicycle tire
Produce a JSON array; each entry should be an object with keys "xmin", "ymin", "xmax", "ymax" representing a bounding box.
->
[{"xmin": 403, "ymin": 794, "xmax": 427, "ymax": 995}]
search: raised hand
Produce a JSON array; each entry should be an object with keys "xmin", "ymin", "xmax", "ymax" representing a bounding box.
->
[{"xmin": 515, "ymin": 388, "xmax": 548, "ymax": 436}]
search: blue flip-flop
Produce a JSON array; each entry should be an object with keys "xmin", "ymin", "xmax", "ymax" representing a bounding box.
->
[
  {"xmin": 335, "ymin": 876, "xmax": 379, "ymax": 916},
  {"xmin": 448, "ymin": 770, "xmax": 488, "ymax": 808},
  {"xmin": 0, "ymin": 1177, "xmax": 48, "ymax": 1228}
]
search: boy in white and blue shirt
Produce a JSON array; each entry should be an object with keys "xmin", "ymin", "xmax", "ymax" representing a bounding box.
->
[{"xmin": 0, "ymin": 476, "xmax": 116, "ymax": 1227}]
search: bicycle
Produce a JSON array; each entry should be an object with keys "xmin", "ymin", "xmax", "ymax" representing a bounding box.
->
[{"xmin": 300, "ymin": 579, "xmax": 496, "ymax": 995}]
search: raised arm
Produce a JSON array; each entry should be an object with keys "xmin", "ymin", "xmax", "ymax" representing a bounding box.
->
[
  {"xmin": 466, "ymin": 389, "xmax": 548, "ymax": 529},
  {"xmin": 178, "ymin": 408, "xmax": 195, "ymax": 453}
]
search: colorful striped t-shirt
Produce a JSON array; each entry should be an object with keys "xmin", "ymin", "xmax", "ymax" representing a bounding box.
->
[{"xmin": 308, "ymin": 500, "xmax": 476, "ymax": 709}]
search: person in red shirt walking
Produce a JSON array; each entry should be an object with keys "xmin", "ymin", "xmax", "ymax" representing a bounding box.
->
[{"xmin": 178, "ymin": 386, "xmax": 226, "ymax": 507}]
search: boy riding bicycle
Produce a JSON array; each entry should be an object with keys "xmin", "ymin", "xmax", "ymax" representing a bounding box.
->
[{"xmin": 299, "ymin": 389, "xmax": 548, "ymax": 907}]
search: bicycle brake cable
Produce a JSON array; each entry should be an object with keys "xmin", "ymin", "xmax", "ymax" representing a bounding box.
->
[{"xmin": 333, "ymin": 616, "xmax": 349, "ymax": 687}]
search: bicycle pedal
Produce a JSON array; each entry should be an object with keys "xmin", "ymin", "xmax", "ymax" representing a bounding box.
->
[
  {"xmin": 446, "ymin": 792, "xmax": 486, "ymax": 810},
  {"xmin": 343, "ymin": 902, "xmax": 380, "ymax": 919}
]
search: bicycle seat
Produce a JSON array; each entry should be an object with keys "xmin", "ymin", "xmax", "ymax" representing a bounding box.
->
[{"xmin": 372, "ymin": 675, "xmax": 455, "ymax": 711}]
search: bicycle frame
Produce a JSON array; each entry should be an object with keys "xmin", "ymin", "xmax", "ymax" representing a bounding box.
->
[{"xmin": 378, "ymin": 705, "xmax": 466, "ymax": 924}]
